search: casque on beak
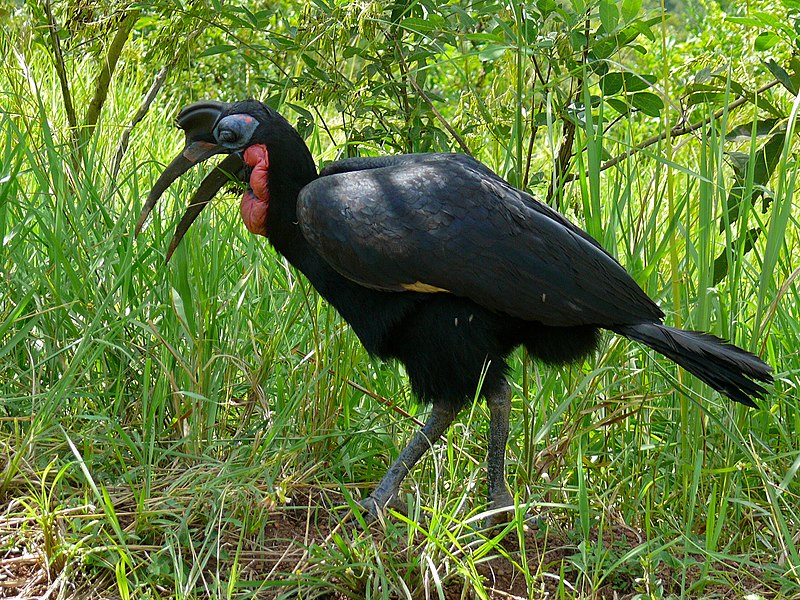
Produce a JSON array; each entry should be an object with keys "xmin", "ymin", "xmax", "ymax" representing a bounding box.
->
[{"xmin": 135, "ymin": 100, "xmax": 246, "ymax": 262}]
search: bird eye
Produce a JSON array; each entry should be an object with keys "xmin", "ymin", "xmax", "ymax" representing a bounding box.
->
[
  {"xmin": 213, "ymin": 114, "xmax": 259, "ymax": 149},
  {"xmin": 217, "ymin": 128, "xmax": 238, "ymax": 144}
]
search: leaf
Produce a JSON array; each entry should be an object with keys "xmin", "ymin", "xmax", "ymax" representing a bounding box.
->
[
  {"xmin": 522, "ymin": 20, "xmax": 539, "ymax": 45},
  {"xmin": 198, "ymin": 44, "xmax": 236, "ymax": 58},
  {"xmin": 722, "ymin": 132, "xmax": 784, "ymax": 233},
  {"xmin": 591, "ymin": 24, "xmax": 642, "ymax": 59},
  {"xmin": 726, "ymin": 16, "xmax": 765, "ymax": 27},
  {"xmin": 713, "ymin": 227, "xmax": 761, "ymax": 285},
  {"xmin": 621, "ymin": 0, "xmax": 642, "ymax": 23},
  {"xmin": 285, "ymin": 102, "xmax": 314, "ymax": 122},
  {"xmin": 590, "ymin": 37, "xmax": 617, "ymax": 60},
  {"xmin": 448, "ymin": 6, "xmax": 476, "ymax": 28},
  {"xmin": 752, "ymin": 133, "xmax": 786, "ymax": 187},
  {"xmin": 754, "ymin": 31, "xmax": 780, "ymax": 52},
  {"xmin": 631, "ymin": 18, "xmax": 657, "ymax": 42},
  {"xmin": 628, "ymin": 43, "xmax": 648, "ymax": 55},
  {"xmin": 725, "ymin": 118, "xmax": 782, "ymax": 141},
  {"xmin": 536, "ymin": 0, "xmax": 559, "ymax": 17},
  {"xmin": 401, "ymin": 17, "xmax": 438, "ymax": 35},
  {"xmin": 695, "ymin": 66, "xmax": 713, "ymax": 84},
  {"xmin": 171, "ymin": 286, "xmax": 195, "ymax": 345},
  {"xmin": 790, "ymin": 56, "xmax": 800, "ymax": 89},
  {"xmin": 629, "ymin": 91, "xmax": 663, "ymax": 117},
  {"xmin": 599, "ymin": 0, "xmax": 619, "ymax": 33},
  {"xmin": 532, "ymin": 112, "xmax": 548, "ymax": 126},
  {"xmin": 726, "ymin": 152, "xmax": 751, "ymax": 179},
  {"xmin": 623, "ymin": 72, "xmax": 656, "ymax": 92},
  {"xmin": 600, "ymin": 72, "xmax": 623, "ymax": 95},
  {"xmin": 479, "ymin": 44, "xmax": 507, "ymax": 61},
  {"xmin": 0, "ymin": 296, "xmax": 38, "ymax": 362},
  {"xmin": 606, "ymin": 97, "xmax": 630, "ymax": 115},
  {"xmin": 465, "ymin": 32, "xmax": 504, "ymax": 43},
  {"xmin": 687, "ymin": 82, "xmax": 725, "ymax": 93},
  {"xmin": 300, "ymin": 53, "xmax": 318, "ymax": 68},
  {"xmin": 343, "ymin": 46, "xmax": 370, "ymax": 60},
  {"xmin": 763, "ymin": 59, "xmax": 797, "ymax": 94}
]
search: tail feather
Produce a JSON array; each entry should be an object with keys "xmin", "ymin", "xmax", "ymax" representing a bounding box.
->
[{"xmin": 614, "ymin": 322, "xmax": 773, "ymax": 408}]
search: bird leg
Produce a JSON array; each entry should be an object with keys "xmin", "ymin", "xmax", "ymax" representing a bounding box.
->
[
  {"xmin": 485, "ymin": 381, "xmax": 514, "ymax": 524},
  {"xmin": 359, "ymin": 402, "xmax": 459, "ymax": 520}
]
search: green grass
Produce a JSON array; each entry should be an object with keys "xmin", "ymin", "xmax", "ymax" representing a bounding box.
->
[{"xmin": 2, "ymin": 7, "xmax": 800, "ymax": 600}]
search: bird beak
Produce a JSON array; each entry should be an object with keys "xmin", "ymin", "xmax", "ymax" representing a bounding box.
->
[{"xmin": 135, "ymin": 101, "xmax": 245, "ymax": 261}]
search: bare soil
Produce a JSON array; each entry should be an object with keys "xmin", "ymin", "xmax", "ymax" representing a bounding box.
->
[{"xmin": 0, "ymin": 488, "xmax": 786, "ymax": 599}]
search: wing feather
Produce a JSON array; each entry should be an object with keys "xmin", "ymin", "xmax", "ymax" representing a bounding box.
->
[{"xmin": 298, "ymin": 153, "xmax": 663, "ymax": 327}]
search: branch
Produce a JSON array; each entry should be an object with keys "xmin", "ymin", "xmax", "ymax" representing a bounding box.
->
[
  {"xmin": 389, "ymin": 35, "xmax": 472, "ymax": 155},
  {"xmin": 82, "ymin": 10, "xmax": 140, "ymax": 143},
  {"xmin": 108, "ymin": 65, "xmax": 171, "ymax": 186},
  {"xmin": 43, "ymin": 0, "xmax": 77, "ymax": 135},
  {"xmin": 546, "ymin": 116, "xmax": 576, "ymax": 207},
  {"xmin": 107, "ymin": 22, "xmax": 207, "ymax": 193},
  {"xmin": 406, "ymin": 73, "xmax": 472, "ymax": 156},
  {"xmin": 546, "ymin": 15, "xmax": 589, "ymax": 206},
  {"xmin": 291, "ymin": 347, "xmax": 423, "ymax": 427},
  {"xmin": 564, "ymin": 78, "xmax": 782, "ymax": 182}
]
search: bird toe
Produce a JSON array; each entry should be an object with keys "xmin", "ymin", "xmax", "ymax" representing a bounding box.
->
[{"xmin": 481, "ymin": 488, "xmax": 519, "ymax": 530}]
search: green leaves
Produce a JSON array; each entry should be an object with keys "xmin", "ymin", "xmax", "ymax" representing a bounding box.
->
[
  {"xmin": 763, "ymin": 58, "xmax": 800, "ymax": 95},
  {"xmin": 754, "ymin": 31, "xmax": 781, "ymax": 52},
  {"xmin": 713, "ymin": 123, "xmax": 786, "ymax": 285},
  {"xmin": 197, "ymin": 44, "xmax": 236, "ymax": 58},
  {"xmin": 599, "ymin": 72, "xmax": 661, "ymax": 116},
  {"xmin": 598, "ymin": 0, "xmax": 619, "ymax": 33},
  {"xmin": 620, "ymin": 0, "xmax": 642, "ymax": 24},
  {"xmin": 600, "ymin": 72, "xmax": 656, "ymax": 95},
  {"xmin": 629, "ymin": 91, "xmax": 663, "ymax": 117}
]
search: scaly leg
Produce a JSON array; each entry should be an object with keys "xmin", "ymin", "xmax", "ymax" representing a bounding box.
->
[
  {"xmin": 485, "ymin": 381, "xmax": 514, "ymax": 524},
  {"xmin": 360, "ymin": 402, "xmax": 459, "ymax": 519}
]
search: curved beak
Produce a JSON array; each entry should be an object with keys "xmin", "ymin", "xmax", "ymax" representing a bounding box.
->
[
  {"xmin": 136, "ymin": 101, "xmax": 245, "ymax": 261},
  {"xmin": 164, "ymin": 153, "xmax": 244, "ymax": 261}
]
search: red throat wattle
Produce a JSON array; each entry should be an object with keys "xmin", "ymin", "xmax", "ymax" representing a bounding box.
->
[{"xmin": 240, "ymin": 144, "xmax": 270, "ymax": 236}]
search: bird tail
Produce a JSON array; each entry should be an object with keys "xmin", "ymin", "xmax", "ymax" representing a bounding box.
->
[{"xmin": 613, "ymin": 322, "xmax": 773, "ymax": 408}]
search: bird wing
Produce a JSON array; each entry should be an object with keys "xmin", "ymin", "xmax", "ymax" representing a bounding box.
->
[{"xmin": 298, "ymin": 153, "xmax": 663, "ymax": 327}]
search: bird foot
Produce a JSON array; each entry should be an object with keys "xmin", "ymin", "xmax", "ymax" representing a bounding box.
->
[
  {"xmin": 482, "ymin": 494, "xmax": 516, "ymax": 530},
  {"xmin": 351, "ymin": 493, "xmax": 408, "ymax": 527},
  {"xmin": 483, "ymin": 504, "xmax": 514, "ymax": 530}
]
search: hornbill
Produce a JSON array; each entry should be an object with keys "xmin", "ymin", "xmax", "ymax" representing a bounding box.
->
[{"xmin": 137, "ymin": 100, "xmax": 773, "ymax": 523}]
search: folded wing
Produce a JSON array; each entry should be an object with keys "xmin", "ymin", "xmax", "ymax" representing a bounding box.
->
[{"xmin": 298, "ymin": 153, "xmax": 663, "ymax": 327}]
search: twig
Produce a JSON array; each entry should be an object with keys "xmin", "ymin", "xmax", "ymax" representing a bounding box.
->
[
  {"xmin": 563, "ymin": 78, "xmax": 782, "ymax": 182},
  {"xmin": 335, "ymin": 371, "xmax": 424, "ymax": 427},
  {"xmin": 389, "ymin": 35, "xmax": 471, "ymax": 155},
  {"xmin": 43, "ymin": 0, "xmax": 77, "ymax": 132},
  {"xmin": 108, "ymin": 65, "xmax": 171, "ymax": 186},
  {"xmin": 406, "ymin": 73, "xmax": 473, "ymax": 156},
  {"xmin": 42, "ymin": 0, "xmax": 77, "ymax": 145},
  {"xmin": 546, "ymin": 116, "xmax": 576, "ymax": 207},
  {"xmin": 546, "ymin": 14, "xmax": 589, "ymax": 206},
  {"xmin": 108, "ymin": 22, "xmax": 208, "ymax": 189},
  {"xmin": 83, "ymin": 10, "xmax": 140, "ymax": 142}
]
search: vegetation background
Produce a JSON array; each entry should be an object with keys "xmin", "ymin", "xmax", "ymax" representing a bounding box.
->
[{"xmin": 1, "ymin": 0, "xmax": 798, "ymax": 598}]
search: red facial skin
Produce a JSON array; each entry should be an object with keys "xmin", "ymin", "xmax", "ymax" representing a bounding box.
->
[{"xmin": 240, "ymin": 144, "xmax": 269, "ymax": 236}]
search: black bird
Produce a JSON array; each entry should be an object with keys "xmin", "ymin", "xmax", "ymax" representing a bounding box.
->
[{"xmin": 137, "ymin": 100, "xmax": 773, "ymax": 522}]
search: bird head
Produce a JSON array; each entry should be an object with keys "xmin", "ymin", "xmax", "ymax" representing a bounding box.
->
[{"xmin": 136, "ymin": 100, "xmax": 305, "ymax": 261}]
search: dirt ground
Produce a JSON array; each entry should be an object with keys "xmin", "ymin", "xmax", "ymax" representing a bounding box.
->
[{"xmin": 0, "ymin": 488, "xmax": 784, "ymax": 599}]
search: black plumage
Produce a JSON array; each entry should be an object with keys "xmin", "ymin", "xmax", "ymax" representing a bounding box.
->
[{"xmin": 137, "ymin": 100, "xmax": 773, "ymax": 523}]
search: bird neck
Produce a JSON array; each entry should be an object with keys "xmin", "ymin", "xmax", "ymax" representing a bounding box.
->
[{"xmin": 262, "ymin": 140, "xmax": 320, "ymax": 268}]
